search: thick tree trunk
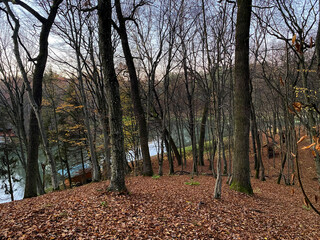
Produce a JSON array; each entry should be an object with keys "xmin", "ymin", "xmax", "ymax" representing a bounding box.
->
[
  {"xmin": 114, "ymin": 0, "xmax": 153, "ymax": 176},
  {"xmin": 164, "ymin": 136, "xmax": 174, "ymax": 175},
  {"xmin": 24, "ymin": 111, "xmax": 41, "ymax": 197},
  {"xmin": 230, "ymin": 0, "xmax": 253, "ymax": 194},
  {"xmin": 98, "ymin": 0, "xmax": 127, "ymax": 192}
]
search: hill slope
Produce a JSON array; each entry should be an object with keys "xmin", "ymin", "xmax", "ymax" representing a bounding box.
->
[{"xmin": 1, "ymin": 171, "xmax": 320, "ymax": 239}]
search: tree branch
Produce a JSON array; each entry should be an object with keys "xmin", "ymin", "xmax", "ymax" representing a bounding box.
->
[{"xmin": 5, "ymin": 0, "xmax": 46, "ymax": 23}]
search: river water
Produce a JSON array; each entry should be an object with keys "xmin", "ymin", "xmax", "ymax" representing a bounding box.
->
[{"xmin": 0, "ymin": 141, "xmax": 161, "ymax": 204}]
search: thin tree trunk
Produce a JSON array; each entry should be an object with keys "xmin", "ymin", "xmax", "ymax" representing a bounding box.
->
[
  {"xmin": 80, "ymin": 148, "xmax": 86, "ymax": 184},
  {"xmin": 64, "ymin": 143, "xmax": 72, "ymax": 188},
  {"xmin": 214, "ymin": 139, "xmax": 222, "ymax": 199},
  {"xmin": 3, "ymin": 144, "xmax": 14, "ymax": 201},
  {"xmin": 158, "ymin": 138, "xmax": 164, "ymax": 176},
  {"xmin": 277, "ymin": 154, "xmax": 287, "ymax": 184},
  {"xmin": 198, "ymin": 102, "xmax": 209, "ymax": 166},
  {"xmin": 181, "ymin": 119, "xmax": 187, "ymax": 166}
]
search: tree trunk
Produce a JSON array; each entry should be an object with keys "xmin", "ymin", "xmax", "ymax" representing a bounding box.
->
[
  {"xmin": 164, "ymin": 136, "xmax": 174, "ymax": 175},
  {"xmin": 230, "ymin": 0, "xmax": 253, "ymax": 195},
  {"xmin": 98, "ymin": 0, "xmax": 127, "ymax": 192},
  {"xmin": 277, "ymin": 154, "xmax": 287, "ymax": 184},
  {"xmin": 163, "ymin": 128, "xmax": 182, "ymax": 166},
  {"xmin": 158, "ymin": 138, "xmax": 164, "ymax": 176},
  {"xmin": 24, "ymin": 111, "xmax": 41, "ymax": 197},
  {"xmin": 64, "ymin": 143, "xmax": 72, "ymax": 188},
  {"xmin": 198, "ymin": 101, "xmax": 209, "ymax": 166},
  {"xmin": 214, "ymin": 139, "xmax": 222, "ymax": 199},
  {"xmin": 3, "ymin": 145, "xmax": 14, "ymax": 201}
]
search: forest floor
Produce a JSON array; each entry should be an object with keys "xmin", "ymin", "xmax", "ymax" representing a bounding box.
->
[{"xmin": 1, "ymin": 140, "xmax": 320, "ymax": 239}]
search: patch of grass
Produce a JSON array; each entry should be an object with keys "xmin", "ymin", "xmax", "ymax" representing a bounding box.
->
[
  {"xmin": 45, "ymin": 187, "xmax": 53, "ymax": 193},
  {"xmin": 302, "ymin": 205, "xmax": 311, "ymax": 211},
  {"xmin": 101, "ymin": 201, "xmax": 108, "ymax": 207},
  {"xmin": 43, "ymin": 203, "xmax": 53, "ymax": 208},
  {"xmin": 152, "ymin": 175, "xmax": 160, "ymax": 179},
  {"xmin": 59, "ymin": 211, "xmax": 68, "ymax": 218},
  {"xmin": 184, "ymin": 180, "xmax": 200, "ymax": 186},
  {"xmin": 230, "ymin": 181, "xmax": 253, "ymax": 195}
]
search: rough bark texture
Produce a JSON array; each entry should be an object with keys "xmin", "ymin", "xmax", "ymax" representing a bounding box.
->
[
  {"xmin": 114, "ymin": 0, "xmax": 153, "ymax": 176},
  {"xmin": 230, "ymin": 0, "xmax": 253, "ymax": 195},
  {"xmin": 98, "ymin": 0, "xmax": 127, "ymax": 192}
]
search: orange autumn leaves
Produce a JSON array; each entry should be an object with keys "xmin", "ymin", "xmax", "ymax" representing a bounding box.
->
[
  {"xmin": 297, "ymin": 135, "xmax": 320, "ymax": 156},
  {"xmin": 287, "ymin": 102, "xmax": 303, "ymax": 114},
  {"xmin": 292, "ymin": 33, "xmax": 313, "ymax": 53}
]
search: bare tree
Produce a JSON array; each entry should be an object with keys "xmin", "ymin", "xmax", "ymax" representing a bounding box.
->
[
  {"xmin": 114, "ymin": 0, "xmax": 153, "ymax": 176},
  {"xmin": 0, "ymin": 0, "xmax": 63, "ymax": 198}
]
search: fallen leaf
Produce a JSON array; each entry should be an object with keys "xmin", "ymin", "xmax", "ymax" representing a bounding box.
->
[{"xmin": 301, "ymin": 143, "xmax": 315, "ymax": 150}]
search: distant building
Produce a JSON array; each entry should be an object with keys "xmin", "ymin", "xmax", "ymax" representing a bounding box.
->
[{"xmin": 58, "ymin": 163, "xmax": 92, "ymax": 187}]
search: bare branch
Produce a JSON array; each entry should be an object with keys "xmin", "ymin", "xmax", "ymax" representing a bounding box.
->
[{"xmin": 3, "ymin": 0, "xmax": 47, "ymax": 23}]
